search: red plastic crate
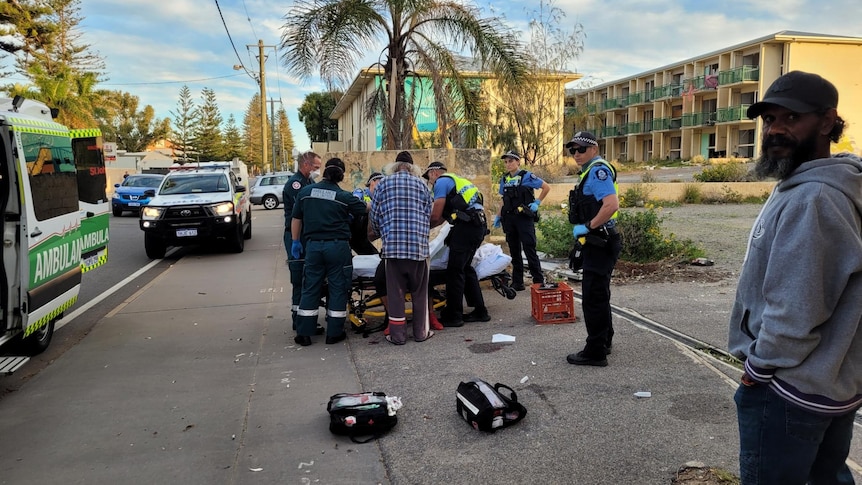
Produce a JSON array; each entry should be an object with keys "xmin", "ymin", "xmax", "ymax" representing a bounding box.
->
[{"xmin": 531, "ymin": 282, "xmax": 577, "ymax": 324}]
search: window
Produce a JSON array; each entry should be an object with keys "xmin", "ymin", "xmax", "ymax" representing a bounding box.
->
[
  {"xmin": 21, "ymin": 131, "xmax": 78, "ymax": 221},
  {"xmin": 71, "ymin": 136, "xmax": 106, "ymax": 204},
  {"xmin": 738, "ymin": 129, "xmax": 755, "ymax": 158}
]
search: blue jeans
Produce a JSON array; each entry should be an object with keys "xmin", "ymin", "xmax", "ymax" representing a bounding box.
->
[{"xmin": 734, "ymin": 382, "xmax": 858, "ymax": 485}]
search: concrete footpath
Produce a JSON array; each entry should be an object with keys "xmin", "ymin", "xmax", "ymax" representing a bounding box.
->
[{"xmin": 0, "ymin": 209, "xmax": 857, "ymax": 484}]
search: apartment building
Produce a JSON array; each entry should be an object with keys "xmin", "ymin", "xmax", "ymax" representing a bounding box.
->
[
  {"xmin": 328, "ymin": 67, "xmax": 579, "ymax": 163},
  {"xmin": 568, "ymin": 31, "xmax": 862, "ymax": 163}
]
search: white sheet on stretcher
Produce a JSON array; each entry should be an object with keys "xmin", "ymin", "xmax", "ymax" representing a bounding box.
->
[{"xmin": 352, "ymin": 223, "xmax": 512, "ymax": 280}]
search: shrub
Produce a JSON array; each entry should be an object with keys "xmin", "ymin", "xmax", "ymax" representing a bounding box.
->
[
  {"xmin": 620, "ymin": 183, "xmax": 652, "ymax": 208},
  {"xmin": 641, "ymin": 170, "xmax": 657, "ymax": 183},
  {"xmin": 616, "ymin": 209, "xmax": 704, "ymax": 263},
  {"xmin": 680, "ymin": 183, "xmax": 703, "ymax": 204},
  {"xmin": 694, "ymin": 162, "xmax": 750, "ymax": 182},
  {"xmin": 536, "ymin": 214, "xmax": 574, "ymax": 258}
]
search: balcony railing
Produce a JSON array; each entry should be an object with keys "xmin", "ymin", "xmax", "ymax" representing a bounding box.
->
[
  {"xmin": 682, "ymin": 111, "xmax": 719, "ymax": 127},
  {"xmin": 626, "ymin": 92, "xmax": 644, "ymax": 105},
  {"xmin": 602, "ymin": 125, "xmax": 627, "ymax": 137},
  {"xmin": 653, "ymin": 84, "xmax": 683, "ymax": 99},
  {"xmin": 626, "ymin": 122, "xmax": 642, "ymax": 134},
  {"xmin": 718, "ymin": 65, "xmax": 759, "ymax": 85},
  {"xmin": 717, "ymin": 104, "xmax": 752, "ymax": 122},
  {"xmin": 652, "ymin": 118, "xmax": 670, "ymax": 131},
  {"xmin": 602, "ymin": 97, "xmax": 626, "ymax": 110}
]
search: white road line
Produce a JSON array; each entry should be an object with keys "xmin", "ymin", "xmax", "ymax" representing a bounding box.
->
[{"xmin": 55, "ymin": 249, "xmax": 178, "ymax": 331}]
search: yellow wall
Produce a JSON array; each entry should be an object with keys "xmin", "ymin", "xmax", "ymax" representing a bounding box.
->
[{"xmin": 540, "ymin": 182, "xmax": 775, "ymax": 206}]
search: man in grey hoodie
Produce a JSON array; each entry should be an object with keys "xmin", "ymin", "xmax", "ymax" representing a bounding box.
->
[{"xmin": 728, "ymin": 71, "xmax": 862, "ymax": 484}]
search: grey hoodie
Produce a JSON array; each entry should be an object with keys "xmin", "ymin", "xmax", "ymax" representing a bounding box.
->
[{"xmin": 728, "ymin": 153, "xmax": 862, "ymax": 415}]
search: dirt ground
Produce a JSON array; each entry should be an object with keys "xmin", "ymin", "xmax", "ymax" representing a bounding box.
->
[{"xmin": 612, "ymin": 203, "xmax": 762, "ymax": 285}]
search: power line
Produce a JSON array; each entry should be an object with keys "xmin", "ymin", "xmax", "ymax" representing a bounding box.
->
[
  {"xmin": 241, "ymin": 0, "xmax": 259, "ymax": 41},
  {"xmin": 101, "ymin": 73, "xmax": 246, "ymax": 86},
  {"xmin": 213, "ymin": 0, "xmax": 256, "ymax": 82}
]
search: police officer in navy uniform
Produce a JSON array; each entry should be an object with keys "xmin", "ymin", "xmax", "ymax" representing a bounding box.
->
[
  {"xmin": 284, "ymin": 151, "xmax": 321, "ymax": 332},
  {"xmin": 290, "ymin": 157, "xmax": 368, "ymax": 346},
  {"xmin": 493, "ymin": 150, "xmax": 550, "ymax": 291},
  {"xmin": 424, "ymin": 161, "xmax": 490, "ymax": 327},
  {"xmin": 565, "ymin": 132, "xmax": 622, "ymax": 367}
]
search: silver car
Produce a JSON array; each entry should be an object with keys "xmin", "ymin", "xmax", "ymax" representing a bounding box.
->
[{"xmin": 249, "ymin": 172, "xmax": 292, "ymax": 210}]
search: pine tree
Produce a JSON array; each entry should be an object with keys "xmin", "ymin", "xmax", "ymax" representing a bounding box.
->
[
  {"xmin": 242, "ymin": 93, "xmax": 263, "ymax": 172},
  {"xmin": 222, "ymin": 114, "xmax": 245, "ymax": 161},
  {"xmin": 194, "ymin": 87, "xmax": 224, "ymax": 161},
  {"xmin": 274, "ymin": 106, "xmax": 295, "ymax": 172},
  {"xmin": 2, "ymin": 0, "xmax": 105, "ymax": 127},
  {"xmin": 169, "ymin": 85, "xmax": 198, "ymax": 163}
]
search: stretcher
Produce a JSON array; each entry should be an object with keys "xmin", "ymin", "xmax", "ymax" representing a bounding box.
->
[{"xmin": 348, "ymin": 225, "xmax": 517, "ymax": 335}]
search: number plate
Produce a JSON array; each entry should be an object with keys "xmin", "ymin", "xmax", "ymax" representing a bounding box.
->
[
  {"xmin": 176, "ymin": 228, "xmax": 198, "ymax": 237},
  {"xmin": 83, "ymin": 255, "xmax": 99, "ymax": 267},
  {"xmin": 128, "ymin": 202, "xmax": 141, "ymax": 207}
]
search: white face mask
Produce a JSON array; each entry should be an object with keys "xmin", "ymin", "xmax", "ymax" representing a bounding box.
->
[{"xmin": 310, "ymin": 170, "xmax": 320, "ymax": 179}]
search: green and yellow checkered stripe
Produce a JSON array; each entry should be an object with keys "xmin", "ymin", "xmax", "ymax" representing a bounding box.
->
[
  {"xmin": 81, "ymin": 249, "xmax": 108, "ymax": 273},
  {"xmin": 23, "ymin": 296, "xmax": 76, "ymax": 338},
  {"xmin": 6, "ymin": 116, "xmax": 70, "ymax": 137},
  {"xmin": 70, "ymin": 128, "xmax": 102, "ymax": 138}
]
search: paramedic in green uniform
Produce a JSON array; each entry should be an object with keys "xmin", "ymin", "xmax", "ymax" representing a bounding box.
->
[{"xmin": 290, "ymin": 157, "xmax": 368, "ymax": 346}]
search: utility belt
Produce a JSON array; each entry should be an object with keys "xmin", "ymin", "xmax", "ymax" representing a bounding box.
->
[
  {"xmin": 449, "ymin": 208, "xmax": 487, "ymax": 227},
  {"xmin": 503, "ymin": 205, "xmax": 539, "ymax": 222},
  {"xmin": 583, "ymin": 223, "xmax": 619, "ymax": 247}
]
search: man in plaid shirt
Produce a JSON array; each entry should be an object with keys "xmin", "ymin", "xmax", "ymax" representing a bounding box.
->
[{"xmin": 370, "ymin": 151, "xmax": 435, "ymax": 344}]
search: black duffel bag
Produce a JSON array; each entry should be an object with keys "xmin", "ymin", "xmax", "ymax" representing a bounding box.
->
[
  {"xmin": 456, "ymin": 378, "xmax": 526, "ymax": 432},
  {"xmin": 327, "ymin": 392, "xmax": 398, "ymax": 443}
]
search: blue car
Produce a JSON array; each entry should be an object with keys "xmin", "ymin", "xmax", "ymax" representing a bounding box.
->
[{"xmin": 112, "ymin": 173, "xmax": 165, "ymax": 216}]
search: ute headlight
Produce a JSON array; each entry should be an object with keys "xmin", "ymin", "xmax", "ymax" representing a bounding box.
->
[
  {"xmin": 211, "ymin": 202, "xmax": 234, "ymax": 216},
  {"xmin": 141, "ymin": 207, "xmax": 164, "ymax": 220}
]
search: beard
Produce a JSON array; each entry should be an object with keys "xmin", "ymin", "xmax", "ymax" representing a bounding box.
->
[{"xmin": 754, "ymin": 131, "xmax": 819, "ymax": 180}]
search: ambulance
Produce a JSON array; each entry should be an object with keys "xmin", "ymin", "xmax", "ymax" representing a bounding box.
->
[{"xmin": 0, "ymin": 96, "xmax": 109, "ymax": 373}]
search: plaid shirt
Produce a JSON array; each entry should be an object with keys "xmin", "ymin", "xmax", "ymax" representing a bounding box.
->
[{"xmin": 370, "ymin": 170, "xmax": 433, "ymax": 261}]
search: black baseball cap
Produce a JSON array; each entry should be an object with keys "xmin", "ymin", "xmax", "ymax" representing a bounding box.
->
[
  {"xmin": 501, "ymin": 150, "xmax": 521, "ymax": 161},
  {"xmin": 365, "ymin": 172, "xmax": 383, "ymax": 187},
  {"xmin": 565, "ymin": 131, "xmax": 598, "ymax": 148},
  {"xmin": 422, "ymin": 161, "xmax": 446, "ymax": 179},
  {"xmin": 747, "ymin": 71, "xmax": 838, "ymax": 119}
]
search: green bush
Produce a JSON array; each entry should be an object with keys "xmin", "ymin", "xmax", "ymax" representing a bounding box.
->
[
  {"xmin": 694, "ymin": 162, "xmax": 750, "ymax": 182},
  {"xmin": 680, "ymin": 183, "xmax": 703, "ymax": 204},
  {"xmin": 536, "ymin": 214, "xmax": 573, "ymax": 258},
  {"xmin": 620, "ymin": 183, "xmax": 652, "ymax": 208},
  {"xmin": 616, "ymin": 209, "xmax": 704, "ymax": 263}
]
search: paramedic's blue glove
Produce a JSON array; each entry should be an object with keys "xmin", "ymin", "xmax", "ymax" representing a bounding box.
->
[
  {"xmin": 290, "ymin": 239, "xmax": 303, "ymax": 259},
  {"xmin": 529, "ymin": 200, "xmax": 541, "ymax": 213},
  {"xmin": 493, "ymin": 215, "xmax": 501, "ymax": 228},
  {"xmin": 572, "ymin": 224, "xmax": 589, "ymax": 238}
]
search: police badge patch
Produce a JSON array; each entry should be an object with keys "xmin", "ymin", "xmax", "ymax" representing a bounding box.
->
[
  {"xmin": 292, "ymin": 181, "xmax": 301, "ymax": 190},
  {"xmin": 595, "ymin": 168, "xmax": 609, "ymax": 181}
]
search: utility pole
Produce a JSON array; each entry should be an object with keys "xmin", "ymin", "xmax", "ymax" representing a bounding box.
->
[{"xmin": 248, "ymin": 40, "xmax": 276, "ymax": 172}]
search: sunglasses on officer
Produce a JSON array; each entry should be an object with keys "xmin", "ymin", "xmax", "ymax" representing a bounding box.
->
[{"xmin": 568, "ymin": 145, "xmax": 589, "ymax": 155}]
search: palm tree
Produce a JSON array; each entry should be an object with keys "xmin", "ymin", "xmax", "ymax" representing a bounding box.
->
[{"xmin": 280, "ymin": 0, "xmax": 528, "ymax": 150}]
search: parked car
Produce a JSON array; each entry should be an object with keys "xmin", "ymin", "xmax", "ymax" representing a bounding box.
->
[
  {"xmin": 249, "ymin": 172, "xmax": 292, "ymax": 210},
  {"xmin": 112, "ymin": 173, "xmax": 165, "ymax": 216}
]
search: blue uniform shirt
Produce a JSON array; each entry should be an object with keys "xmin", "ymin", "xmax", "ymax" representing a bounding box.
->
[
  {"xmin": 497, "ymin": 170, "xmax": 544, "ymax": 195},
  {"xmin": 581, "ymin": 157, "xmax": 616, "ymax": 202}
]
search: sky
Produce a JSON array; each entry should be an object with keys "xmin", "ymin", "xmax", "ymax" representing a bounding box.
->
[{"xmin": 65, "ymin": 0, "xmax": 862, "ymax": 154}]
